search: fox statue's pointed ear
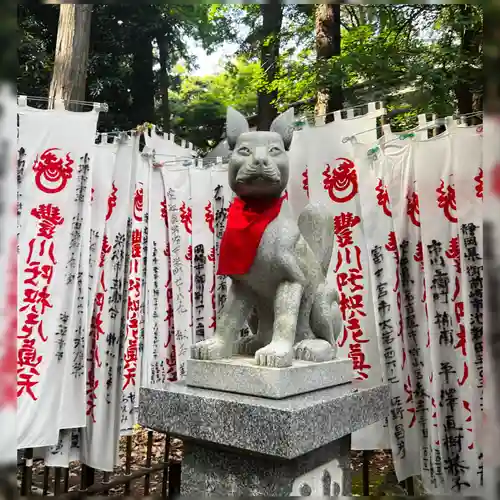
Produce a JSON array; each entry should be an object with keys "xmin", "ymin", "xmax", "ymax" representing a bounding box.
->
[
  {"xmin": 270, "ymin": 108, "xmax": 294, "ymax": 150},
  {"xmin": 226, "ymin": 107, "xmax": 250, "ymax": 150}
]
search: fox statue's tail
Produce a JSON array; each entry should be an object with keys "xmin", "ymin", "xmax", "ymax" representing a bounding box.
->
[
  {"xmin": 297, "ymin": 202, "xmax": 334, "ymax": 277},
  {"xmin": 298, "ymin": 202, "xmax": 342, "ymax": 342}
]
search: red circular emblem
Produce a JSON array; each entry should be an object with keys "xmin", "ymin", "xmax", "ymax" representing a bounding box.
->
[
  {"xmin": 32, "ymin": 148, "xmax": 74, "ymax": 194},
  {"xmin": 322, "ymin": 158, "xmax": 358, "ymax": 203}
]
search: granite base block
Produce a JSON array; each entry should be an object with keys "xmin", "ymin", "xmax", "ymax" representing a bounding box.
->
[
  {"xmin": 186, "ymin": 356, "xmax": 354, "ymax": 398},
  {"xmin": 180, "ymin": 435, "xmax": 352, "ymax": 496},
  {"xmin": 139, "ymin": 381, "xmax": 390, "ymax": 459}
]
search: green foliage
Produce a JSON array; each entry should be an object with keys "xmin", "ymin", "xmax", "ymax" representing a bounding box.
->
[
  {"xmin": 18, "ymin": 4, "xmax": 482, "ymax": 146},
  {"xmin": 169, "ymin": 57, "xmax": 261, "ymax": 151}
]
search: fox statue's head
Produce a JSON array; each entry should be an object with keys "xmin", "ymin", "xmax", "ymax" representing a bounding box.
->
[{"xmin": 226, "ymin": 106, "xmax": 294, "ymax": 200}]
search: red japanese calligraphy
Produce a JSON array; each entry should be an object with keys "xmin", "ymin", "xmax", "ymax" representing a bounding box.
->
[
  {"xmin": 335, "ymin": 245, "xmax": 362, "ymax": 274},
  {"xmin": 474, "ymin": 168, "xmax": 483, "ymax": 200},
  {"xmin": 31, "ymin": 204, "xmax": 64, "ymax": 239},
  {"xmin": 455, "ymin": 301, "xmax": 464, "ymax": 325},
  {"xmin": 91, "ymin": 187, "xmax": 95, "ymax": 202},
  {"xmin": 131, "ymin": 229, "xmax": 142, "ymax": 259},
  {"xmin": 160, "ymin": 199, "xmax": 169, "ymax": 227},
  {"xmin": 338, "ymin": 325, "xmax": 348, "ymax": 348},
  {"xmin": 99, "ymin": 234, "xmax": 112, "ymax": 268},
  {"xmin": 349, "ymin": 343, "xmax": 371, "ymax": 380},
  {"xmin": 463, "ymin": 400, "xmax": 474, "ymax": 449},
  {"xmin": 333, "ymin": 212, "xmax": 361, "ymax": 248},
  {"xmin": 431, "ymin": 397, "xmax": 440, "ymax": 445},
  {"xmin": 86, "ymin": 368, "xmax": 99, "ymax": 423},
  {"xmin": 455, "ymin": 324, "xmax": 467, "ymax": 357},
  {"xmin": 133, "ymin": 185, "xmax": 143, "ymax": 222},
  {"xmin": 337, "ymin": 269, "xmax": 363, "ymax": 294},
  {"xmin": 436, "ymin": 179, "xmax": 458, "ymax": 223},
  {"xmin": 413, "ymin": 241, "xmax": 424, "ymax": 271},
  {"xmin": 165, "ymin": 343, "xmax": 177, "ymax": 382},
  {"xmin": 385, "ymin": 231, "xmax": 400, "ymax": 291},
  {"xmin": 32, "ymin": 148, "xmax": 74, "ymax": 194},
  {"xmin": 403, "ymin": 376, "xmax": 417, "ymax": 428},
  {"xmin": 302, "ymin": 169, "xmax": 309, "ymax": 197},
  {"xmin": 339, "ymin": 294, "xmax": 366, "ymax": 318},
  {"xmin": 323, "ymin": 158, "xmax": 358, "ymax": 203},
  {"xmin": 445, "ymin": 236, "xmax": 461, "ymax": 274},
  {"xmin": 122, "ymin": 327, "xmax": 139, "ymax": 390},
  {"xmin": 185, "ymin": 245, "xmax": 192, "ymax": 261},
  {"xmin": 105, "ymin": 182, "xmax": 118, "ymax": 221},
  {"xmin": 180, "ymin": 202, "xmax": 192, "ymax": 234},
  {"xmin": 209, "ymin": 282, "xmax": 216, "ymax": 329},
  {"xmin": 208, "ymin": 247, "xmax": 215, "ymax": 262},
  {"xmin": 375, "ymin": 178, "xmax": 392, "ymax": 217},
  {"xmin": 406, "ymin": 190, "xmax": 421, "ymax": 227},
  {"xmin": 205, "ymin": 202, "xmax": 214, "ymax": 233},
  {"xmin": 19, "ymin": 205, "xmax": 63, "ymax": 400}
]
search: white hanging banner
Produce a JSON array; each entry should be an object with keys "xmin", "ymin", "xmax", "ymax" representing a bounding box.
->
[
  {"xmin": 161, "ymin": 164, "xmax": 193, "ymax": 380},
  {"xmin": 452, "ymin": 124, "xmax": 484, "ymax": 417},
  {"xmin": 414, "ymin": 128, "xmax": 482, "ymax": 493},
  {"xmin": 482, "ymin": 116, "xmax": 500, "ymax": 496},
  {"xmin": 44, "ymin": 428, "xmax": 81, "ymax": 468},
  {"xmin": 120, "ymin": 149, "xmax": 150, "ymax": 436},
  {"xmin": 87, "ymin": 138, "xmax": 118, "ymax": 335},
  {"xmin": 191, "ymin": 167, "xmax": 215, "ymax": 342},
  {"xmin": 56, "ymin": 148, "xmax": 94, "ymax": 434},
  {"xmin": 0, "ymin": 86, "xmax": 18, "ymax": 464},
  {"xmin": 80, "ymin": 136, "xmax": 136, "ymax": 471},
  {"xmin": 287, "ymin": 123, "xmax": 310, "ymax": 221},
  {"xmin": 382, "ymin": 139, "xmax": 439, "ymax": 488},
  {"xmin": 209, "ymin": 166, "xmax": 251, "ymax": 337},
  {"xmin": 144, "ymin": 125, "xmax": 195, "ymax": 159},
  {"xmin": 451, "ymin": 125, "xmax": 484, "ymax": 492},
  {"xmin": 306, "ymin": 105, "xmax": 389, "ymax": 450},
  {"xmin": 17, "ymin": 108, "xmax": 99, "ymax": 449},
  {"xmin": 142, "ymin": 161, "xmax": 177, "ymax": 388},
  {"xmin": 354, "ymin": 140, "xmax": 421, "ymax": 481},
  {"xmin": 44, "ymin": 139, "xmax": 117, "ymax": 468}
]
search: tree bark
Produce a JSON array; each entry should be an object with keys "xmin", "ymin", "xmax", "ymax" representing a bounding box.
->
[
  {"xmin": 157, "ymin": 33, "xmax": 170, "ymax": 133},
  {"xmin": 48, "ymin": 4, "xmax": 92, "ymax": 111},
  {"xmin": 315, "ymin": 4, "xmax": 343, "ymax": 123},
  {"xmin": 257, "ymin": 1, "xmax": 283, "ymax": 131}
]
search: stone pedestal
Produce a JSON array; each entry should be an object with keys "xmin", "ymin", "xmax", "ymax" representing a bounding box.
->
[
  {"xmin": 186, "ymin": 356, "xmax": 353, "ymax": 399},
  {"xmin": 139, "ymin": 381, "xmax": 390, "ymax": 496}
]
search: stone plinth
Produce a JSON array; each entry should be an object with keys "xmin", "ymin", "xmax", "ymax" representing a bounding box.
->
[
  {"xmin": 186, "ymin": 356, "xmax": 353, "ymax": 399},
  {"xmin": 139, "ymin": 381, "xmax": 390, "ymax": 496}
]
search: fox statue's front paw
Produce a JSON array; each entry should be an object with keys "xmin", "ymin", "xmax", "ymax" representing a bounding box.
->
[
  {"xmin": 255, "ymin": 341, "xmax": 293, "ymax": 368},
  {"xmin": 236, "ymin": 334, "xmax": 266, "ymax": 355},
  {"xmin": 294, "ymin": 338, "xmax": 336, "ymax": 362},
  {"xmin": 191, "ymin": 337, "xmax": 229, "ymax": 360}
]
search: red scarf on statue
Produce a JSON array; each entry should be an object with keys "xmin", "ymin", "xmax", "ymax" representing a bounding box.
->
[{"xmin": 217, "ymin": 194, "xmax": 286, "ymax": 276}]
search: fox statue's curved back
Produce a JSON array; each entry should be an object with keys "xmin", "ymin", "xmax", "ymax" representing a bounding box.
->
[{"xmin": 191, "ymin": 106, "xmax": 342, "ymax": 368}]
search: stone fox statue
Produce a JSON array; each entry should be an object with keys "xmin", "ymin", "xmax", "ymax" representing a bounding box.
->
[{"xmin": 191, "ymin": 106, "xmax": 342, "ymax": 368}]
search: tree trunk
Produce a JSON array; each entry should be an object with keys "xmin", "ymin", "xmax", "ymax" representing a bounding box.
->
[
  {"xmin": 315, "ymin": 4, "xmax": 343, "ymax": 123},
  {"xmin": 130, "ymin": 34, "xmax": 155, "ymax": 126},
  {"xmin": 455, "ymin": 5, "xmax": 481, "ymax": 119},
  {"xmin": 48, "ymin": 4, "xmax": 92, "ymax": 111},
  {"xmin": 158, "ymin": 33, "xmax": 170, "ymax": 133},
  {"xmin": 257, "ymin": 2, "xmax": 283, "ymax": 131}
]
